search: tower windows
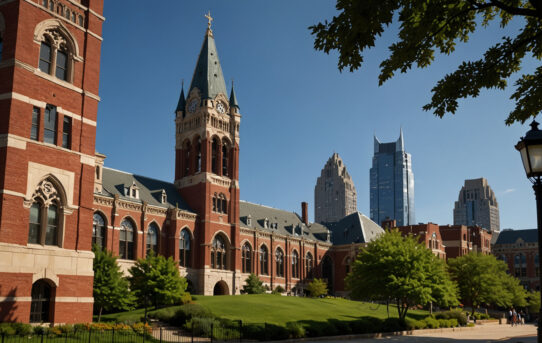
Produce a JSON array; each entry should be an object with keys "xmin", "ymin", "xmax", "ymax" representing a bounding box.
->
[
  {"xmin": 195, "ymin": 138, "xmax": 202, "ymax": 173},
  {"xmin": 259, "ymin": 245, "xmax": 268, "ymax": 275},
  {"xmin": 39, "ymin": 41, "xmax": 52, "ymax": 74},
  {"xmin": 292, "ymin": 250, "xmax": 299, "ymax": 278},
  {"xmin": 119, "ymin": 219, "xmax": 135, "ymax": 260},
  {"xmin": 43, "ymin": 105, "xmax": 57, "ymax": 145},
  {"xmin": 62, "ymin": 116, "xmax": 71, "ymax": 148},
  {"xmin": 179, "ymin": 229, "xmax": 191, "ymax": 267},
  {"xmin": 183, "ymin": 140, "xmax": 191, "ymax": 176},
  {"xmin": 146, "ymin": 223, "xmax": 159, "ymax": 256},
  {"xmin": 211, "ymin": 235, "xmax": 227, "ymax": 270},
  {"xmin": 212, "ymin": 193, "xmax": 227, "ymax": 214},
  {"xmin": 242, "ymin": 243, "xmax": 252, "ymax": 273},
  {"xmin": 27, "ymin": 179, "xmax": 64, "ymax": 247},
  {"xmin": 275, "ymin": 248, "xmax": 284, "ymax": 277},
  {"xmin": 222, "ymin": 141, "xmax": 229, "ymax": 176},
  {"xmin": 92, "ymin": 212, "xmax": 106, "ymax": 249},
  {"xmin": 31, "ymin": 107, "xmax": 40, "ymax": 141},
  {"xmin": 212, "ymin": 137, "xmax": 219, "ymax": 174}
]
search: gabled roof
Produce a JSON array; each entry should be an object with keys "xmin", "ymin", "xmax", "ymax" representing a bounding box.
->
[
  {"xmin": 239, "ymin": 201, "xmax": 330, "ymax": 242},
  {"xmin": 494, "ymin": 229, "xmax": 537, "ymax": 245},
  {"xmin": 188, "ymin": 30, "xmax": 227, "ymax": 100},
  {"xmin": 98, "ymin": 167, "xmax": 193, "ymax": 212},
  {"xmin": 327, "ymin": 212, "xmax": 384, "ymax": 245}
]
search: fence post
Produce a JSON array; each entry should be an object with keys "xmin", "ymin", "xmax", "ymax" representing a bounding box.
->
[
  {"xmin": 41, "ymin": 332, "xmax": 44, "ymax": 343},
  {"xmin": 211, "ymin": 322, "xmax": 214, "ymax": 343},
  {"xmin": 159, "ymin": 326, "xmax": 162, "ymax": 343},
  {"xmin": 88, "ymin": 328, "xmax": 92, "ymax": 343},
  {"xmin": 112, "ymin": 328, "xmax": 115, "ymax": 343},
  {"xmin": 65, "ymin": 331, "xmax": 68, "ymax": 343},
  {"xmin": 238, "ymin": 320, "xmax": 242, "ymax": 343}
]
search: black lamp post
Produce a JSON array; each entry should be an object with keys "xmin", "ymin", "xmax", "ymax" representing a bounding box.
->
[{"xmin": 515, "ymin": 120, "xmax": 542, "ymax": 341}]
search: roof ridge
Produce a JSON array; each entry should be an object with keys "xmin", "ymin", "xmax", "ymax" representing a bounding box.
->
[{"xmin": 103, "ymin": 167, "xmax": 175, "ymax": 186}]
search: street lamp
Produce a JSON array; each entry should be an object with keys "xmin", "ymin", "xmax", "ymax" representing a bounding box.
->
[{"xmin": 515, "ymin": 120, "xmax": 542, "ymax": 342}]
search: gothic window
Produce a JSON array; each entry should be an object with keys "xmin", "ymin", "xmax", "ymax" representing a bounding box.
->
[
  {"xmin": 31, "ymin": 107, "xmax": 40, "ymax": 141},
  {"xmin": 222, "ymin": 142, "xmax": 229, "ymax": 176},
  {"xmin": 78, "ymin": 15, "xmax": 83, "ymax": 27},
  {"xmin": 35, "ymin": 22, "xmax": 79, "ymax": 83},
  {"xmin": 119, "ymin": 219, "xmax": 135, "ymax": 260},
  {"xmin": 259, "ymin": 245, "xmax": 268, "ymax": 275},
  {"xmin": 72, "ymin": 12, "xmax": 76, "ymax": 23},
  {"xmin": 64, "ymin": 9, "xmax": 70, "ymax": 20},
  {"xmin": 514, "ymin": 253, "xmax": 527, "ymax": 277},
  {"xmin": 55, "ymin": 48, "xmax": 68, "ymax": 81},
  {"xmin": 146, "ymin": 223, "xmax": 159, "ymax": 256},
  {"xmin": 305, "ymin": 252, "xmax": 313, "ymax": 279},
  {"xmin": 183, "ymin": 140, "xmax": 191, "ymax": 176},
  {"xmin": 195, "ymin": 138, "xmax": 202, "ymax": 173},
  {"xmin": 62, "ymin": 116, "xmax": 71, "ymax": 149},
  {"xmin": 43, "ymin": 105, "xmax": 57, "ymax": 145},
  {"xmin": 212, "ymin": 193, "xmax": 227, "ymax": 214},
  {"xmin": 42, "ymin": 0, "xmax": 47, "ymax": 8},
  {"xmin": 30, "ymin": 280, "xmax": 51, "ymax": 323},
  {"xmin": 242, "ymin": 243, "xmax": 252, "ymax": 273},
  {"xmin": 275, "ymin": 248, "xmax": 284, "ymax": 277},
  {"xmin": 212, "ymin": 137, "xmax": 219, "ymax": 174},
  {"xmin": 291, "ymin": 250, "xmax": 299, "ymax": 278},
  {"xmin": 27, "ymin": 179, "xmax": 64, "ymax": 247},
  {"xmin": 39, "ymin": 41, "xmax": 52, "ymax": 74},
  {"xmin": 179, "ymin": 229, "xmax": 191, "ymax": 267},
  {"xmin": 92, "ymin": 212, "xmax": 106, "ymax": 249},
  {"xmin": 211, "ymin": 235, "xmax": 227, "ymax": 270}
]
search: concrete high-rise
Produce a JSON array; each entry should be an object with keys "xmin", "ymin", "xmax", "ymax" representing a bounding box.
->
[
  {"xmin": 453, "ymin": 178, "xmax": 500, "ymax": 232},
  {"xmin": 315, "ymin": 153, "xmax": 358, "ymax": 223},
  {"xmin": 370, "ymin": 130, "xmax": 415, "ymax": 227}
]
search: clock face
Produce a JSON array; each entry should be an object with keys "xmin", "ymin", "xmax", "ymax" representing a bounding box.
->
[
  {"xmin": 188, "ymin": 99, "xmax": 198, "ymax": 113},
  {"xmin": 216, "ymin": 102, "xmax": 226, "ymax": 114}
]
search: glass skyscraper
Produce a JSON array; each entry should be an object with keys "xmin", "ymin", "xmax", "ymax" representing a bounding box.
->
[{"xmin": 370, "ymin": 130, "xmax": 415, "ymax": 227}]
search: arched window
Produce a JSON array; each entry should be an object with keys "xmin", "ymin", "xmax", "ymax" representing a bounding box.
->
[
  {"xmin": 259, "ymin": 245, "xmax": 268, "ymax": 275},
  {"xmin": 213, "ymin": 193, "xmax": 228, "ymax": 214},
  {"xmin": 275, "ymin": 248, "xmax": 284, "ymax": 277},
  {"xmin": 292, "ymin": 250, "xmax": 299, "ymax": 278},
  {"xmin": 514, "ymin": 253, "xmax": 527, "ymax": 277},
  {"xmin": 179, "ymin": 229, "xmax": 191, "ymax": 267},
  {"xmin": 212, "ymin": 137, "xmax": 219, "ymax": 174},
  {"xmin": 30, "ymin": 280, "xmax": 51, "ymax": 323},
  {"xmin": 78, "ymin": 15, "xmax": 84, "ymax": 27},
  {"xmin": 211, "ymin": 235, "xmax": 227, "ymax": 270},
  {"xmin": 222, "ymin": 142, "xmax": 229, "ymax": 176},
  {"xmin": 55, "ymin": 48, "xmax": 68, "ymax": 81},
  {"xmin": 195, "ymin": 138, "xmax": 202, "ymax": 173},
  {"xmin": 183, "ymin": 140, "xmax": 191, "ymax": 176},
  {"xmin": 27, "ymin": 179, "xmax": 64, "ymax": 247},
  {"xmin": 305, "ymin": 252, "xmax": 313, "ymax": 279},
  {"xmin": 242, "ymin": 243, "xmax": 252, "ymax": 273},
  {"xmin": 92, "ymin": 212, "xmax": 106, "ymax": 249},
  {"xmin": 39, "ymin": 41, "xmax": 52, "ymax": 74},
  {"xmin": 49, "ymin": 1, "xmax": 54, "ymax": 11},
  {"xmin": 146, "ymin": 223, "xmax": 159, "ymax": 256},
  {"xmin": 65, "ymin": 9, "xmax": 70, "ymax": 20},
  {"xmin": 119, "ymin": 219, "xmax": 135, "ymax": 260}
]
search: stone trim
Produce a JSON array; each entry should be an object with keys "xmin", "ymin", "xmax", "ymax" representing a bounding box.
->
[
  {"xmin": 0, "ymin": 296, "xmax": 93, "ymax": 303},
  {"xmin": 0, "ymin": 189, "xmax": 26, "ymax": 198},
  {"xmin": 0, "ymin": 134, "xmax": 27, "ymax": 150}
]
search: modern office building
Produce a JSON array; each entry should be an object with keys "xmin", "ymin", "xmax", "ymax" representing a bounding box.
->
[
  {"xmin": 453, "ymin": 178, "xmax": 500, "ymax": 232},
  {"xmin": 314, "ymin": 153, "xmax": 358, "ymax": 224},
  {"xmin": 370, "ymin": 130, "xmax": 415, "ymax": 227}
]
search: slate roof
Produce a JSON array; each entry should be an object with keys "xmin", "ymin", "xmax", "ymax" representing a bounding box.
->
[
  {"xmin": 494, "ymin": 229, "xmax": 537, "ymax": 245},
  {"xmin": 229, "ymin": 85, "xmax": 239, "ymax": 109},
  {"xmin": 176, "ymin": 85, "xmax": 186, "ymax": 113},
  {"xmin": 239, "ymin": 201, "xmax": 331, "ymax": 242},
  {"xmin": 189, "ymin": 30, "xmax": 227, "ymax": 100},
  {"xmin": 326, "ymin": 212, "xmax": 385, "ymax": 245},
  {"xmin": 98, "ymin": 167, "xmax": 193, "ymax": 212}
]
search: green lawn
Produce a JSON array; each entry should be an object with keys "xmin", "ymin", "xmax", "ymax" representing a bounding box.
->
[{"xmin": 192, "ymin": 294, "xmax": 427, "ymax": 325}]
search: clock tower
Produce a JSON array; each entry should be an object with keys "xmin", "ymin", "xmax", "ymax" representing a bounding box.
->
[{"xmin": 174, "ymin": 15, "xmax": 242, "ymax": 294}]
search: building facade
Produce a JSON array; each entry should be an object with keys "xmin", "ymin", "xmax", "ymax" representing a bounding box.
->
[
  {"xmin": 439, "ymin": 225, "xmax": 492, "ymax": 259},
  {"xmin": 396, "ymin": 223, "xmax": 447, "ymax": 259},
  {"xmin": 453, "ymin": 178, "xmax": 500, "ymax": 232},
  {"xmin": 314, "ymin": 153, "xmax": 357, "ymax": 224},
  {"xmin": 370, "ymin": 131, "xmax": 415, "ymax": 227},
  {"xmin": 0, "ymin": 0, "xmax": 104, "ymax": 324},
  {"xmin": 493, "ymin": 229, "xmax": 539, "ymax": 291}
]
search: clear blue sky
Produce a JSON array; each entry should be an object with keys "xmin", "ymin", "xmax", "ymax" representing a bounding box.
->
[{"xmin": 97, "ymin": 1, "xmax": 537, "ymax": 230}]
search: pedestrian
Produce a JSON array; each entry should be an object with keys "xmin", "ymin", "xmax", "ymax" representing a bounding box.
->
[
  {"xmin": 512, "ymin": 309, "xmax": 518, "ymax": 326},
  {"xmin": 508, "ymin": 309, "xmax": 513, "ymax": 326}
]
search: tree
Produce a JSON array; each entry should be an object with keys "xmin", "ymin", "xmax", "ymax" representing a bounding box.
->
[
  {"xmin": 92, "ymin": 245, "xmax": 134, "ymax": 321},
  {"xmin": 447, "ymin": 253, "xmax": 527, "ymax": 316},
  {"xmin": 527, "ymin": 291, "xmax": 541, "ymax": 314},
  {"xmin": 346, "ymin": 230, "xmax": 458, "ymax": 319},
  {"xmin": 306, "ymin": 278, "xmax": 328, "ymax": 298},
  {"xmin": 310, "ymin": 0, "xmax": 542, "ymax": 125},
  {"xmin": 128, "ymin": 252, "xmax": 188, "ymax": 321},
  {"xmin": 242, "ymin": 273, "xmax": 265, "ymax": 294}
]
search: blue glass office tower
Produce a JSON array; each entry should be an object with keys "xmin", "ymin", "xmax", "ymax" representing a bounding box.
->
[{"xmin": 370, "ymin": 130, "xmax": 415, "ymax": 227}]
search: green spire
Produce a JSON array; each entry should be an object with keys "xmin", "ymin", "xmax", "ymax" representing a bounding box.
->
[
  {"xmin": 175, "ymin": 81, "xmax": 186, "ymax": 114},
  {"xmin": 188, "ymin": 25, "xmax": 227, "ymax": 100},
  {"xmin": 229, "ymin": 81, "xmax": 239, "ymax": 109}
]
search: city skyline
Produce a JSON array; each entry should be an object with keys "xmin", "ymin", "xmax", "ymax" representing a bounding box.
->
[{"xmin": 96, "ymin": 1, "xmax": 536, "ymax": 230}]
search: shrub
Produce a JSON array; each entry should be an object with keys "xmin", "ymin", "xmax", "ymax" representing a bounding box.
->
[
  {"xmin": 172, "ymin": 303, "xmax": 213, "ymax": 326},
  {"xmin": 405, "ymin": 318, "xmax": 427, "ymax": 330},
  {"xmin": 0, "ymin": 324, "xmax": 16, "ymax": 336},
  {"xmin": 243, "ymin": 274, "xmax": 265, "ymax": 294},
  {"xmin": 435, "ymin": 309, "xmax": 467, "ymax": 326},
  {"xmin": 329, "ymin": 319, "xmax": 351, "ymax": 335},
  {"xmin": 263, "ymin": 323, "xmax": 289, "ymax": 340},
  {"xmin": 306, "ymin": 278, "xmax": 328, "ymax": 298},
  {"xmin": 349, "ymin": 316, "xmax": 382, "ymax": 334},
  {"xmin": 423, "ymin": 317, "xmax": 440, "ymax": 329},
  {"xmin": 180, "ymin": 293, "xmax": 193, "ymax": 305},
  {"xmin": 382, "ymin": 318, "xmax": 406, "ymax": 332},
  {"xmin": 241, "ymin": 323, "xmax": 266, "ymax": 341},
  {"xmin": 272, "ymin": 285, "xmax": 285, "ymax": 294},
  {"xmin": 33, "ymin": 326, "xmax": 46, "ymax": 335},
  {"xmin": 149, "ymin": 306, "xmax": 180, "ymax": 323},
  {"xmin": 186, "ymin": 317, "xmax": 218, "ymax": 337},
  {"xmin": 285, "ymin": 322, "xmax": 305, "ymax": 338}
]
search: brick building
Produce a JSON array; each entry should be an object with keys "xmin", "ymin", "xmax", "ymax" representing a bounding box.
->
[
  {"xmin": 0, "ymin": 6, "xmax": 386, "ymax": 324},
  {"xmin": 439, "ymin": 225, "xmax": 492, "ymax": 259},
  {"xmin": 0, "ymin": 0, "xmax": 104, "ymax": 324},
  {"xmin": 396, "ymin": 223, "xmax": 447, "ymax": 259}
]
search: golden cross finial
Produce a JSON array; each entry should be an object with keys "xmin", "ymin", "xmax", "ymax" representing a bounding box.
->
[{"xmin": 205, "ymin": 11, "xmax": 213, "ymax": 30}]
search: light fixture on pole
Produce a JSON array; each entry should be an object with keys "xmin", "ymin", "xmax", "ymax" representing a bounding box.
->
[{"xmin": 515, "ymin": 120, "xmax": 542, "ymax": 343}]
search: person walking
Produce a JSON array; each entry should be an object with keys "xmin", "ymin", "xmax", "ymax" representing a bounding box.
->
[{"xmin": 512, "ymin": 309, "xmax": 518, "ymax": 326}]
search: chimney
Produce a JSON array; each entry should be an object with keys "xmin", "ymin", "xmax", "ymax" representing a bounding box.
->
[{"xmin": 301, "ymin": 202, "xmax": 309, "ymax": 225}]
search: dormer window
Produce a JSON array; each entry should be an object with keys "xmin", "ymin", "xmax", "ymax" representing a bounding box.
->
[
  {"xmin": 126, "ymin": 182, "xmax": 139, "ymax": 199},
  {"xmin": 246, "ymin": 215, "xmax": 252, "ymax": 226},
  {"xmin": 161, "ymin": 190, "xmax": 167, "ymax": 204},
  {"xmin": 264, "ymin": 218, "xmax": 269, "ymax": 229}
]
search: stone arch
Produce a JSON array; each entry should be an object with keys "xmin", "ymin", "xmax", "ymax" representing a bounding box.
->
[
  {"xmin": 213, "ymin": 280, "xmax": 229, "ymax": 296},
  {"xmin": 33, "ymin": 19, "xmax": 81, "ymax": 59}
]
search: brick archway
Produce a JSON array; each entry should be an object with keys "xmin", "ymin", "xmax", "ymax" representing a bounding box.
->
[{"xmin": 213, "ymin": 280, "xmax": 229, "ymax": 295}]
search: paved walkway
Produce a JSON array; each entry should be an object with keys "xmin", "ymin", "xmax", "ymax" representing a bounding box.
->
[{"xmin": 302, "ymin": 323, "xmax": 536, "ymax": 343}]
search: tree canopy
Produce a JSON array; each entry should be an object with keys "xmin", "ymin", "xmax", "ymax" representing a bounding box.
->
[
  {"xmin": 346, "ymin": 230, "xmax": 458, "ymax": 319},
  {"xmin": 92, "ymin": 245, "xmax": 134, "ymax": 321},
  {"xmin": 310, "ymin": 0, "xmax": 542, "ymax": 124},
  {"xmin": 242, "ymin": 273, "xmax": 265, "ymax": 294},
  {"xmin": 306, "ymin": 278, "xmax": 329, "ymax": 298},
  {"xmin": 447, "ymin": 253, "xmax": 527, "ymax": 315}
]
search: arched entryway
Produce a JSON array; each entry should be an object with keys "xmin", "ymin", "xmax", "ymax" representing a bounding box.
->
[
  {"xmin": 322, "ymin": 255, "xmax": 334, "ymax": 295},
  {"xmin": 213, "ymin": 281, "xmax": 229, "ymax": 295},
  {"xmin": 30, "ymin": 279, "xmax": 52, "ymax": 323}
]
